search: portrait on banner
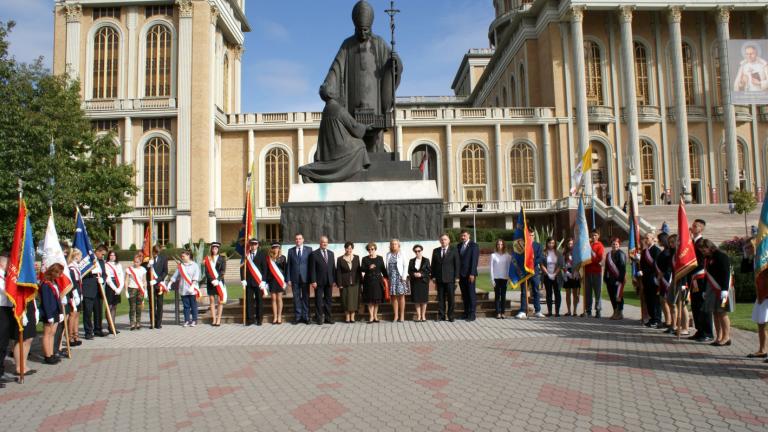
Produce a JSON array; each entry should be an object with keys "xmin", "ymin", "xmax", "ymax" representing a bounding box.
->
[{"xmin": 729, "ymin": 39, "xmax": 768, "ymax": 104}]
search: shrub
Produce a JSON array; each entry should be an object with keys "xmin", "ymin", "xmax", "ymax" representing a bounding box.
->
[{"xmin": 727, "ymin": 253, "xmax": 756, "ymax": 302}]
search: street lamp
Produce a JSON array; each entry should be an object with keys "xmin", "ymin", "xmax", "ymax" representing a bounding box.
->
[{"xmin": 460, "ymin": 203, "xmax": 484, "ymax": 241}]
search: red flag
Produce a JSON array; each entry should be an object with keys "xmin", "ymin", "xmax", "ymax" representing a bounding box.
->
[
  {"xmin": 5, "ymin": 199, "xmax": 39, "ymax": 327},
  {"xmin": 674, "ymin": 198, "xmax": 698, "ymax": 283}
]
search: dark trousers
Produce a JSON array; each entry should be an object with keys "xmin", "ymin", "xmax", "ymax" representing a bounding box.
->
[
  {"xmin": 644, "ymin": 285, "xmax": 661, "ymax": 324},
  {"xmin": 314, "ymin": 284, "xmax": 333, "ymax": 322},
  {"xmin": 436, "ymin": 281, "xmax": 456, "ymax": 320},
  {"xmin": 459, "ymin": 276, "xmax": 477, "ymax": 319},
  {"xmin": 154, "ymin": 293, "xmax": 164, "ymax": 328},
  {"xmin": 53, "ymin": 304, "xmax": 72, "ymax": 352},
  {"xmin": 543, "ymin": 277, "xmax": 561, "ymax": 315},
  {"xmin": 607, "ymin": 281, "xmax": 624, "ymax": 312},
  {"xmin": 0, "ymin": 307, "xmax": 12, "ymax": 375},
  {"xmin": 691, "ymin": 289, "xmax": 713, "ymax": 338},
  {"xmin": 245, "ymin": 285, "xmax": 263, "ymax": 324},
  {"xmin": 293, "ymin": 283, "xmax": 310, "ymax": 321},
  {"xmin": 82, "ymin": 296, "xmax": 103, "ymax": 336},
  {"xmin": 493, "ymin": 279, "xmax": 508, "ymax": 314}
]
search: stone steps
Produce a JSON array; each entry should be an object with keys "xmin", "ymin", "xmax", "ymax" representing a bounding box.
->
[{"xmin": 639, "ymin": 204, "xmax": 761, "ymax": 243}]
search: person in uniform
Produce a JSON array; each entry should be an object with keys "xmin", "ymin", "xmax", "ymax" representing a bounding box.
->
[
  {"xmin": 698, "ymin": 239, "xmax": 733, "ymax": 346},
  {"xmin": 0, "ymin": 252, "xmax": 15, "ymax": 387},
  {"xmin": 242, "ymin": 239, "xmax": 266, "ymax": 326},
  {"xmin": 639, "ymin": 233, "xmax": 662, "ymax": 328},
  {"xmin": 65, "ymin": 249, "xmax": 83, "ymax": 347},
  {"xmin": 204, "ymin": 242, "xmax": 227, "ymax": 327},
  {"xmin": 149, "ymin": 245, "xmax": 169, "ymax": 329},
  {"xmin": 265, "ymin": 243, "xmax": 288, "ymax": 325},
  {"xmin": 39, "ymin": 263, "xmax": 64, "ymax": 365},
  {"xmin": 655, "ymin": 233, "xmax": 675, "ymax": 332},
  {"xmin": 125, "ymin": 254, "xmax": 147, "ymax": 330},
  {"xmin": 688, "ymin": 219, "xmax": 714, "ymax": 342},
  {"xmin": 104, "ymin": 250, "xmax": 123, "ymax": 334},
  {"xmin": 170, "ymin": 250, "xmax": 202, "ymax": 327},
  {"xmin": 604, "ymin": 237, "xmax": 626, "ymax": 320},
  {"xmin": 82, "ymin": 245, "xmax": 108, "ymax": 339}
]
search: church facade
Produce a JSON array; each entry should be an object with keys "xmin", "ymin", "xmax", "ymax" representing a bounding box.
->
[{"xmin": 51, "ymin": 0, "xmax": 768, "ymax": 249}]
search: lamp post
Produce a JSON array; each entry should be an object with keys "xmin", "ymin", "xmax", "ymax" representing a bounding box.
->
[{"xmin": 460, "ymin": 203, "xmax": 484, "ymax": 241}]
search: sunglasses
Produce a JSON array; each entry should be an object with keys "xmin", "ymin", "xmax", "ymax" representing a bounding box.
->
[{"xmin": 414, "ymin": 249, "xmax": 423, "ymax": 253}]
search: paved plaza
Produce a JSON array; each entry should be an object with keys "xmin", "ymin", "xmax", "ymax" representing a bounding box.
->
[{"xmin": 1, "ymin": 304, "xmax": 767, "ymax": 432}]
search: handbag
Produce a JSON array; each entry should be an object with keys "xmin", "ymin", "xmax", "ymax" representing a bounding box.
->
[{"xmin": 382, "ymin": 277, "xmax": 390, "ymax": 301}]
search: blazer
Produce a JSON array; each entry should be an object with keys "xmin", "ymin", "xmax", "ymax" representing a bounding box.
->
[
  {"xmin": 152, "ymin": 254, "xmax": 169, "ymax": 281},
  {"xmin": 39, "ymin": 281, "xmax": 62, "ymax": 322},
  {"xmin": 243, "ymin": 250, "xmax": 267, "ymax": 288},
  {"xmin": 265, "ymin": 255, "xmax": 288, "ymax": 291},
  {"xmin": 431, "ymin": 245, "xmax": 460, "ymax": 284},
  {"xmin": 335, "ymin": 255, "xmax": 361, "ymax": 288},
  {"xmin": 457, "ymin": 240, "xmax": 480, "ymax": 278},
  {"xmin": 705, "ymin": 249, "xmax": 731, "ymax": 292},
  {"xmin": 408, "ymin": 257, "xmax": 431, "ymax": 282},
  {"xmin": 286, "ymin": 245, "xmax": 312, "ymax": 284},
  {"xmin": 603, "ymin": 249, "xmax": 627, "ymax": 285},
  {"xmin": 81, "ymin": 259, "xmax": 107, "ymax": 299},
  {"xmin": 640, "ymin": 245, "xmax": 661, "ymax": 289},
  {"xmin": 308, "ymin": 248, "xmax": 335, "ymax": 286},
  {"xmin": 204, "ymin": 255, "xmax": 227, "ymax": 289},
  {"xmin": 385, "ymin": 252, "xmax": 408, "ymax": 282}
]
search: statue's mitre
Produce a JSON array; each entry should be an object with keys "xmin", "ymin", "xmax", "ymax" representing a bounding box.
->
[{"xmin": 352, "ymin": 0, "xmax": 374, "ymax": 27}]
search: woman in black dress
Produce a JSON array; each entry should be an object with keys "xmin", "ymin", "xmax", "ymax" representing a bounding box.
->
[
  {"xmin": 336, "ymin": 242, "xmax": 362, "ymax": 323},
  {"xmin": 361, "ymin": 242, "xmax": 387, "ymax": 323},
  {"xmin": 562, "ymin": 238, "xmax": 580, "ymax": 316},
  {"xmin": 408, "ymin": 244, "xmax": 430, "ymax": 322},
  {"xmin": 265, "ymin": 243, "xmax": 287, "ymax": 325}
]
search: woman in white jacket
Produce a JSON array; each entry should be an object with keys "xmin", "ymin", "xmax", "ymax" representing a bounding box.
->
[{"xmin": 386, "ymin": 239, "xmax": 409, "ymax": 322}]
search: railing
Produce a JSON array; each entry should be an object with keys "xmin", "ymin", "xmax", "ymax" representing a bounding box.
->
[
  {"xmin": 214, "ymin": 207, "xmax": 281, "ymax": 220},
  {"xmin": 586, "ymin": 105, "xmax": 614, "ymax": 123},
  {"xmin": 760, "ymin": 106, "xmax": 768, "ymax": 122},
  {"xmin": 83, "ymin": 98, "xmax": 177, "ymax": 112},
  {"xmin": 410, "ymin": 109, "xmax": 439, "ymax": 119},
  {"xmin": 712, "ymin": 105, "xmax": 753, "ymax": 122},
  {"xmin": 397, "ymin": 95, "xmax": 467, "ymax": 105},
  {"xmin": 621, "ymin": 105, "xmax": 661, "ymax": 123},
  {"xmin": 132, "ymin": 206, "xmax": 176, "ymax": 218},
  {"xmin": 667, "ymin": 105, "xmax": 706, "ymax": 122}
]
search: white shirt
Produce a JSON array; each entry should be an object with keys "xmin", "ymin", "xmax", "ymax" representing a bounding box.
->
[
  {"xmin": 0, "ymin": 269, "xmax": 11, "ymax": 308},
  {"xmin": 489, "ymin": 252, "xmax": 511, "ymax": 280},
  {"xmin": 125, "ymin": 266, "xmax": 147, "ymax": 289},
  {"xmin": 546, "ymin": 250, "xmax": 558, "ymax": 278}
]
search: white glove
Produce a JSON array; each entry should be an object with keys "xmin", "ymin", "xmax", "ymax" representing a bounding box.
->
[
  {"xmin": 241, "ymin": 280, "xmax": 247, "ymax": 288},
  {"xmin": 150, "ymin": 280, "xmax": 157, "ymax": 286},
  {"xmin": 126, "ymin": 289, "xmax": 130, "ymax": 299},
  {"xmin": 61, "ymin": 296, "xmax": 68, "ymax": 306},
  {"xmin": 637, "ymin": 271, "xmax": 643, "ymax": 277},
  {"xmin": 22, "ymin": 313, "xmax": 29, "ymax": 327},
  {"xmin": 97, "ymin": 277, "xmax": 104, "ymax": 285},
  {"xmin": 720, "ymin": 290, "xmax": 728, "ymax": 301},
  {"xmin": 73, "ymin": 291, "xmax": 81, "ymax": 306},
  {"xmin": 259, "ymin": 282, "xmax": 268, "ymax": 291},
  {"xmin": 91, "ymin": 266, "xmax": 102, "ymax": 275},
  {"xmin": 212, "ymin": 280, "xmax": 220, "ymax": 287},
  {"xmin": 59, "ymin": 314, "xmax": 64, "ymax": 322},
  {"xmin": 149, "ymin": 259, "xmax": 155, "ymax": 266},
  {"xmin": 48, "ymin": 318, "xmax": 54, "ymax": 324}
]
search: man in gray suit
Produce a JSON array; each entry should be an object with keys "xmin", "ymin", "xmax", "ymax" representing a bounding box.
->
[
  {"xmin": 287, "ymin": 233, "xmax": 312, "ymax": 325},
  {"xmin": 431, "ymin": 234, "xmax": 460, "ymax": 322}
]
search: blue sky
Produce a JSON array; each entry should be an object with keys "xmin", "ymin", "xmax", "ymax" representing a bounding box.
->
[{"xmin": 0, "ymin": 0, "xmax": 493, "ymax": 112}]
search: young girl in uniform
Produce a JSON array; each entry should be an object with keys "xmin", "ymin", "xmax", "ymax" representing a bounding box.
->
[
  {"xmin": 125, "ymin": 254, "xmax": 147, "ymax": 330},
  {"xmin": 170, "ymin": 250, "xmax": 201, "ymax": 327},
  {"xmin": 40, "ymin": 263, "xmax": 65, "ymax": 365}
]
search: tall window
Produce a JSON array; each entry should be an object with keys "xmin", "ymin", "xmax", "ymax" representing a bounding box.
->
[
  {"xmin": 265, "ymin": 148, "xmax": 289, "ymax": 207},
  {"xmin": 712, "ymin": 43, "xmax": 722, "ymax": 105},
  {"xmin": 411, "ymin": 144, "xmax": 437, "ymax": 181},
  {"xmin": 145, "ymin": 24, "xmax": 172, "ymax": 97},
  {"xmin": 721, "ymin": 142, "xmax": 747, "ymax": 187},
  {"xmin": 93, "ymin": 26, "xmax": 119, "ymax": 99},
  {"xmin": 509, "ymin": 143, "xmax": 535, "ymax": 200},
  {"xmin": 682, "ymin": 42, "xmax": 695, "ymax": 105},
  {"xmin": 144, "ymin": 137, "xmax": 171, "ymax": 207},
  {"xmin": 144, "ymin": 221, "xmax": 170, "ymax": 246},
  {"xmin": 265, "ymin": 224, "xmax": 282, "ymax": 244},
  {"xmin": 634, "ymin": 41, "xmax": 650, "ymax": 105},
  {"xmin": 461, "ymin": 143, "xmax": 487, "ymax": 202},
  {"xmin": 222, "ymin": 54, "xmax": 230, "ymax": 110},
  {"xmin": 640, "ymin": 141, "xmax": 655, "ymax": 182},
  {"xmin": 689, "ymin": 141, "xmax": 702, "ymax": 204},
  {"xmin": 584, "ymin": 41, "xmax": 603, "ymax": 105}
]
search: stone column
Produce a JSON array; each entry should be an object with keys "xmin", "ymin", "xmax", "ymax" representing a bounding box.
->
[
  {"xmin": 126, "ymin": 7, "xmax": 138, "ymax": 99},
  {"xmin": 570, "ymin": 5, "xmax": 591, "ymax": 191},
  {"xmin": 64, "ymin": 3, "xmax": 82, "ymax": 80},
  {"xmin": 541, "ymin": 123, "xmax": 552, "ymax": 199},
  {"xmin": 233, "ymin": 45, "xmax": 243, "ymax": 112},
  {"xmin": 716, "ymin": 7, "xmax": 739, "ymax": 198},
  {"xmin": 445, "ymin": 124, "xmax": 454, "ymax": 202},
  {"xmin": 396, "ymin": 125, "xmax": 404, "ymax": 160},
  {"xmin": 208, "ymin": 5, "xmax": 220, "ymax": 241},
  {"xmin": 494, "ymin": 123, "xmax": 504, "ymax": 200},
  {"xmin": 247, "ymin": 129, "xmax": 255, "ymax": 169},
  {"xmin": 121, "ymin": 116, "xmax": 133, "ymax": 249},
  {"xmin": 175, "ymin": 0, "xmax": 193, "ymax": 243},
  {"xmin": 668, "ymin": 6, "xmax": 692, "ymax": 202},
  {"xmin": 618, "ymin": 6, "xmax": 642, "ymax": 191},
  {"xmin": 297, "ymin": 128, "xmax": 305, "ymax": 184}
]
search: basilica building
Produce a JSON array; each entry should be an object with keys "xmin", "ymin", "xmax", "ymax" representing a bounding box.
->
[{"xmin": 52, "ymin": 0, "xmax": 768, "ymax": 248}]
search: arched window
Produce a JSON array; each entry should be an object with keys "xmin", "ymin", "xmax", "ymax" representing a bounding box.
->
[
  {"xmin": 93, "ymin": 26, "xmax": 119, "ymax": 99},
  {"xmin": 712, "ymin": 43, "xmax": 722, "ymax": 105},
  {"xmin": 145, "ymin": 24, "xmax": 171, "ymax": 97},
  {"xmin": 411, "ymin": 144, "xmax": 437, "ymax": 182},
  {"xmin": 584, "ymin": 41, "xmax": 603, "ymax": 105},
  {"xmin": 682, "ymin": 42, "xmax": 695, "ymax": 105},
  {"xmin": 720, "ymin": 141, "xmax": 747, "ymax": 190},
  {"xmin": 461, "ymin": 143, "xmax": 487, "ymax": 202},
  {"xmin": 590, "ymin": 141, "xmax": 610, "ymax": 202},
  {"xmin": 265, "ymin": 147, "xmax": 289, "ymax": 207},
  {"xmin": 689, "ymin": 140, "xmax": 702, "ymax": 203},
  {"xmin": 222, "ymin": 53, "xmax": 230, "ymax": 111},
  {"xmin": 640, "ymin": 141, "xmax": 655, "ymax": 182},
  {"xmin": 509, "ymin": 142, "xmax": 535, "ymax": 200},
  {"xmin": 144, "ymin": 137, "xmax": 170, "ymax": 207},
  {"xmin": 633, "ymin": 41, "xmax": 650, "ymax": 105}
]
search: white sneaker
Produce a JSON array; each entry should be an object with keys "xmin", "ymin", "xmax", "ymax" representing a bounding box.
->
[
  {"xmin": 515, "ymin": 312, "xmax": 527, "ymax": 319},
  {"xmin": 183, "ymin": 321, "xmax": 190, "ymax": 327},
  {"xmin": 190, "ymin": 321, "xmax": 197, "ymax": 327},
  {"xmin": 534, "ymin": 312, "xmax": 545, "ymax": 318}
]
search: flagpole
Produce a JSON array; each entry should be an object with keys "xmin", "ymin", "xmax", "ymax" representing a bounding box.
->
[
  {"xmin": 17, "ymin": 180, "xmax": 25, "ymax": 384},
  {"xmin": 99, "ymin": 279, "xmax": 118, "ymax": 336},
  {"xmin": 149, "ymin": 206, "xmax": 156, "ymax": 329}
]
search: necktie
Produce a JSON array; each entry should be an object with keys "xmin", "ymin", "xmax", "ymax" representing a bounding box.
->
[
  {"xmin": 442, "ymin": 248, "xmax": 446, "ymax": 258},
  {"xmin": 323, "ymin": 250, "xmax": 327, "ymax": 263},
  {"xmin": 298, "ymin": 248, "xmax": 301, "ymax": 259}
]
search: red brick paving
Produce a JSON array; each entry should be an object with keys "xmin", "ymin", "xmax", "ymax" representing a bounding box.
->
[
  {"xmin": 36, "ymin": 399, "xmax": 107, "ymax": 432},
  {"xmin": 537, "ymin": 384, "xmax": 593, "ymax": 416},
  {"xmin": 415, "ymin": 378, "xmax": 451, "ymax": 390},
  {"xmin": 290, "ymin": 395, "xmax": 347, "ymax": 432}
]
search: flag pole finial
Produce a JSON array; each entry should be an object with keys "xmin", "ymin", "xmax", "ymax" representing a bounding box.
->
[{"xmin": 17, "ymin": 179, "xmax": 23, "ymax": 199}]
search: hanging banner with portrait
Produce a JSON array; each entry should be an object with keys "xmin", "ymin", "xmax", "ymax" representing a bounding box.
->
[{"xmin": 729, "ymin": 40, "xmax": 768, "ymax": 105}]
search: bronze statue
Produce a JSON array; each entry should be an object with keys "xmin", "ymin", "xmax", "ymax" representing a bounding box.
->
[{"xmin": 322, "ymin": 0, "xmax": 403, "ymax": 153}]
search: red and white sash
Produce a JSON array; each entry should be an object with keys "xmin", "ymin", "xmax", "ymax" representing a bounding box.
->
[
  {"xmin": 105, "ymin": 262, "xmax": 122, "ymax": 293},
  {"xmin": 267, "ymin": 258, "xmax": 286, "ymax": 289},
  {"xmin": 245, "ymin": 253, "xmax": 263, "ymax": 285},
  {"xmin": 642, "ymin": 247, "xmax": 655, "ymax": 267},
  {"xmin": 151, "ymin": 266, "xmax": 168, "ymax": 294},
  {"xmin": 127, "ymin": 267, "xmax": 146, "ymax": 299},
  {"xmin": 705, "ymin": 263, "xmax": 734, "ymax": 308},
  {"xmin": 205, "ymin": 255, "xmax": 228, "ymax": 302},
  {"xmin": 178, "ymin": 263, "xmax": 200, "ymax": 298}
]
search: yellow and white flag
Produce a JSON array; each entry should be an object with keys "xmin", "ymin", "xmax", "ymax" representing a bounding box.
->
[{"xmin": 569, "ymin": 145, "xmax": 592, "ymax": 195}]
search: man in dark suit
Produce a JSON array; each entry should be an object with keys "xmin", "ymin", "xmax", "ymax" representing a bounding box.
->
[
  {"xmin": 82, "ymin": 245, "xmax": 108, "ymax": 339},
  {"xmin": 431, "ymin": 234, "xmax": 460, "ymax": 322},
  {"xmin": 688, "ymin": 219, "xmax": 713, "ymax": 342},
  {"xmin": 308, "ymin": 235, "xmax": 335, "ymax": 325},
  {"xmin": 242, "ymin": 239, "xmax": 266, "ymax": 326},
  {"xmin": 458, "ymin": 229, "xmax": 480, "ymax": 321},
  {"xmin": 286, "ymin": 233, "xmax": 312, "ymax": 324},
  {"xmin": 149, "ymin": 245, "xmax": 169, "ymax": 329}
]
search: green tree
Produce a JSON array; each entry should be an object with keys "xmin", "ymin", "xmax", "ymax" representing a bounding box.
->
[
  {"xmin": 732, "ymin": 189, "xmax": 758, "ymax": 238},
  {"xmin": 0, "ymin": 22, "xmax": 137, "ymax": 248}
]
